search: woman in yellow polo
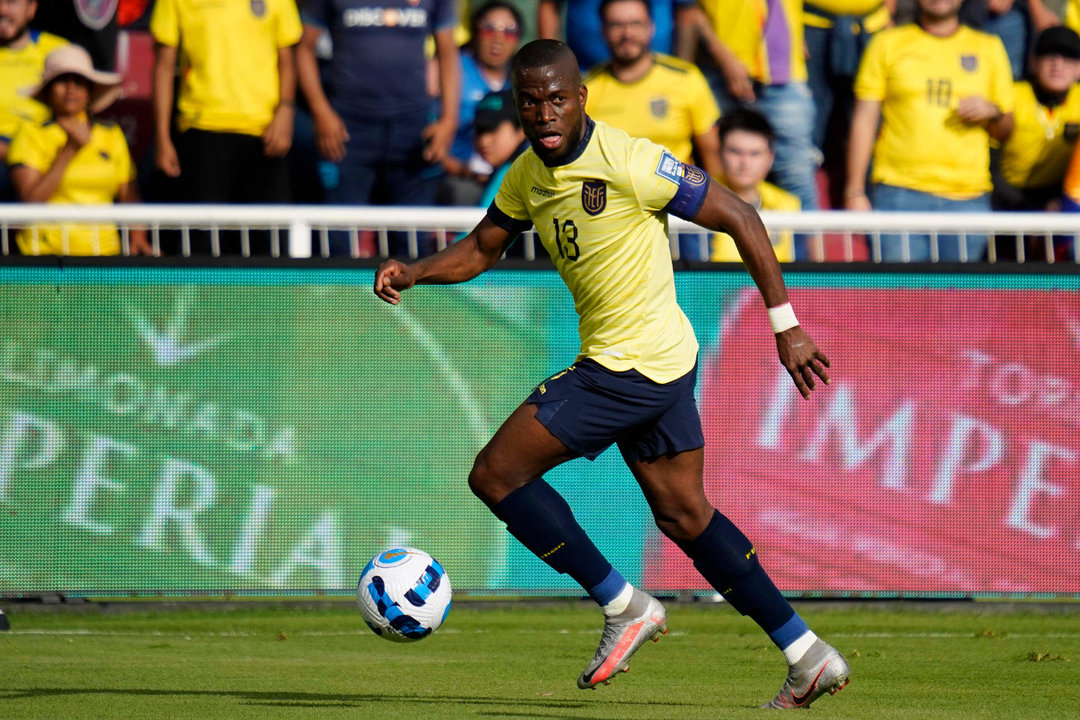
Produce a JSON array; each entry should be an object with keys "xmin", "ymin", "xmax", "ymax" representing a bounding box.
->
[{"xmin": 8, "ymin": 44, "xmax": 150, "ymax": 256}]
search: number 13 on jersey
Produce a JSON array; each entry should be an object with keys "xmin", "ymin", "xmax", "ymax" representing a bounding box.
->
[{"xmin": 552, "ymin": 218, "xmax": 581, "ymax": 260}]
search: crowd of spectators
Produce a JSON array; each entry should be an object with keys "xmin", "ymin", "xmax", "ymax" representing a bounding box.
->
[{"xmin": 3, "ymin": 0, "xmax": 1080, "ymax": 260}]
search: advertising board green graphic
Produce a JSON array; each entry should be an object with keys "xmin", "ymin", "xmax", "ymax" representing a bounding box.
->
[
  {"xmin": 3, "ymin": 266, "xmax": 1078, "ymax": 596},
  {"xmin": 0, "ymin": 268, "xmax": 590, "ymax": 593}
]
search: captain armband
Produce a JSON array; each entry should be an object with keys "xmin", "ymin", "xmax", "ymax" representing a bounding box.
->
[{"xmin": 661, "ymin": 162, "xmax": 710, "ymax": 221}]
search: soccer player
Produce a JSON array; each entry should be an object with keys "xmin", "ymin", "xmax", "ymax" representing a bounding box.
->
[{"xmin": 374, "ymin": 39, "xmax": 849, "ymax": 709}]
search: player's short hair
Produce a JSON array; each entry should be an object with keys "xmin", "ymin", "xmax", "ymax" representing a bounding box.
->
[
  {"xmin": 510, "ymin": 39, "xmax": 580, "ymax": 85},
  {"xmin": 598, "ymin": 0, "xmax": 652, "ymax": 22},
  {"xmin": 468, "ymin": 0, "xmax": 525, "ymax": 49},
  {"xmin": 717, "ymin": 108, "xmax": 776, "ymax": 150}
]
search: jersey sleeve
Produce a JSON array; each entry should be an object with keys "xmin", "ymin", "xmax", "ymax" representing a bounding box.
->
[
  {"xmin": 488, "ymin": 156, "xmax": 533, "ymax": 233},
  {"xmin": 853, "ymin": 31, "xmax": 886, "ymax": 102},
  {"xmin": 687, "ymin": 68, "xmax": 721, "ymax": 137},
  {"xmin": 149, "ymin": 0, "xmax": 180, "ymax": 47},
  {"xmin": 6, "ymin": 124, "xmax": 49, "ymax": 173},
  {"xmin": 627, "ymin": 136, "xmax": 709, "ymax": 219},
  {"xmin": 275, "ymin": 0, "xmax": 304, "ymax": 46},
  {"xmin": 987, "ymin": 36, "xmax": 1016, "ymax": 114}
]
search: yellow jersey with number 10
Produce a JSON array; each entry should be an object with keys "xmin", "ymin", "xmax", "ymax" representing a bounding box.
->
[
  {"xmin": 855, "ymin": 24, "xmax": 1014, "ymax": 198},
  {"xmin": 492, "ymin": 119, "xmax": 699, "ymax": 384}
]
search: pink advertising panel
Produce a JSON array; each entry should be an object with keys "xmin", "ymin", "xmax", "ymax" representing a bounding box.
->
[{"xmin": 646, "ymin": 287, "xmax": 1080, "ymax": 594}]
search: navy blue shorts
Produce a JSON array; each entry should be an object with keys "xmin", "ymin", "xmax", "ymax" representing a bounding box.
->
[{"xmin": 526, "ymin": 358, "xmax": 705, "ymax": 463}]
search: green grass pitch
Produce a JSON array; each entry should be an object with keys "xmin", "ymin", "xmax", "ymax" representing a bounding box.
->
[{"xmin": 2, "ymin": 600, "xmax": 1077, "ymax": 719}]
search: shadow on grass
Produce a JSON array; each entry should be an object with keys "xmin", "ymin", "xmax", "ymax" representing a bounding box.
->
[{"xmin": 2, "ymin": 688, "xmax": 699, "ymax": 717}]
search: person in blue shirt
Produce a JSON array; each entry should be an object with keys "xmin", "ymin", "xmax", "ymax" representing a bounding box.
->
[
  {"xmin": 441, "ymin": 1, "xmax": 524, "ymax": 205},
  {"xmin": 537, "ymin": 0, "xmax": 695, "ymax": 71},
  {"xmin": 298, "ymin": 0, "xmax": 461, "ymax": 255}
]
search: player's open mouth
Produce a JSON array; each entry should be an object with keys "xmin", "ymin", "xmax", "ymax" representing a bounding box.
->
[{"xmin": 539, "ymin": 133, "xmax": 562, "ymax": 149}]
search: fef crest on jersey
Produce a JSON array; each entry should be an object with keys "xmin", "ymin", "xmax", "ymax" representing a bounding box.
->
[
  {"xmin": 682, "ymin": 165, "xmax": 707, "ymax": 186},
  {"xmin": 582, "ymin": 180, "xmax": 607, "ymax": 216}
]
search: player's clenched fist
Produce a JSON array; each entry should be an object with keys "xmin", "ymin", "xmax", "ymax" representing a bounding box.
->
[{"xmin": 373, "ymin": 260, "xmax": 416, "ymax": 305}]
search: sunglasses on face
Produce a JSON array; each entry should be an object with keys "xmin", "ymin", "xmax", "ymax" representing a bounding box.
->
[{"xmin": 478, "ymin": 22, "xmax": 521, "ymax": 38}]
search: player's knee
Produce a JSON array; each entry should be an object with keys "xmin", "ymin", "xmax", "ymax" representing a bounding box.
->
[
  {"xmin": 653, "ymin": 502, "xmax": 714, "ymax": 544},
  {"xmin": 468, "ymin": 450, "xmax": 518, "ymax": 505}
]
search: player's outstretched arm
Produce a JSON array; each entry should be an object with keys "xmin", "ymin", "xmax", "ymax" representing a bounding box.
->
[
  {"xmin": 373, "ymin": 215, "xmax": 515, "ymax": 304},
  {"xmin": 691, "ymin": 180, "xmax": 831, "ymax": 398}
]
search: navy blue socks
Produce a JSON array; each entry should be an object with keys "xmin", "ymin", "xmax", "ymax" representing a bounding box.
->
[
  {"xmin": 679, "ymin": 509, "xmax": 812, "ymax": 654},
  {"xmin": 492, "ymin": 479, "xmax": 621, "ymax": 603}
]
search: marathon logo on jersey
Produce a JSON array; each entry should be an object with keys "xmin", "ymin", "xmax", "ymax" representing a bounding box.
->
[
  {"xmin": 343, "ymin": 6, "xmax": 430, "ymax": 27},
  {"xmin": 960, "ymin": 55, "xmax": 978, "ymax": 72},
  {"xmin": 250, "ymin": 0, "xmax": 266, "ymax": 17},
  {"xmin": 582, "ymin": 180, "xmax": 607, "ymax": 215},
  {"xmin": 650, "ymin": 98, "xmax": 668, "ymax": 118},
  {"xmin": 654, "ymin": 151, "xmax": 683, "ymax": 185}
]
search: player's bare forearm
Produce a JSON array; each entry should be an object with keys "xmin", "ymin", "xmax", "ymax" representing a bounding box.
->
[
  {"xmin": 374, "ymin": 216, "xmax": 513, "ymax": 304},
  {"xmin": 693, "ymin": 181, "xmax": 788, "ymax": 307}
]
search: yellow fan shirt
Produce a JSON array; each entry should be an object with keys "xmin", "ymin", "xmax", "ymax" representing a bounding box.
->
[
  {"xmin": 698, "ymin": 0, "xmax": 807, "ymax": 85},
  {"xmin": 710, "ymin": 181, "xmax": 799, "ymax": 262},
  {"xmin": 0, "ymin": 31, "xmax": 69, "ymax": 142},
  {"xmin": 855, "ymin": 24, "xmax": 1014, "ymax": 199},
  {"xmin": 8, "ymin": 119, "xmax": 134, "ymax": 256},
  {"xmin": 150, "ymin": 0, "xmax": 302, "ymax": 136},
  {"xmin": 1000, "ymin": 81, "xmax": 1080, "ymax": 191},
  {"xmin": 584, "ymin": 54, "xmax": 720, "ymax": 164},
  {"xmin": 492, "ymin": 119, "xmax": 699, "ymax": 383}
]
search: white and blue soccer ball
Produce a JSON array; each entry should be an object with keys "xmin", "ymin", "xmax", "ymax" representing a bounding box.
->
[{"xmin": 356, "ymin": 547, "xmax": 452, "ymax": 642}]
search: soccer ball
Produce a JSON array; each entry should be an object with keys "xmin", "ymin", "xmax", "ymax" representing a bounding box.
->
[{"xmin": 356, "ymin": 547, "xmax": 452, "ymax": 642}]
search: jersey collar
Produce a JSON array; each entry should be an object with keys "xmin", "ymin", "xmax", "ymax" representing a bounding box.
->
[{"xmin": 542, "ymin": 116, "xmax": 595, "ymax": 168}]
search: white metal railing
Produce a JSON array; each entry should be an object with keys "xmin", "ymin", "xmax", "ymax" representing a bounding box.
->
[{"xmin": 0, "ymin": 204, "xmax": 1078, "ymax": 262}]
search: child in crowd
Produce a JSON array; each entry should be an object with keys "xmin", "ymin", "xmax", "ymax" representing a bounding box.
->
[
  {"xmin": 710, "ymin": 108, "xmax": 799, "ymax": 262},
  {"xmin": 473, "ymin": 90, "xmax": 528, "ymax": 208}
]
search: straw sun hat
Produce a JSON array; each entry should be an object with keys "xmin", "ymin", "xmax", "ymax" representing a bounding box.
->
[{"xmin": 27, "ymin": 44, "xmax": 123, "ymax": 114}]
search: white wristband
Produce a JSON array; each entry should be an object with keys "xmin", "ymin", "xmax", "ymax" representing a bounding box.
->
[{"xmin": 767, "ymin": 302, "xmax": 799, "ymax": 334}]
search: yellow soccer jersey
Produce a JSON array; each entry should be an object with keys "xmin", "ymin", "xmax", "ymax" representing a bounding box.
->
[
  {"xmin": 855, "ymin": 24, "xmax": 1014, "ymax": 199},
  {"xmin": 699, "ymin": 0, "xmax": 807, "ymax": 85},
  {"xmin": 8, "ymin": 119, "xmax": 134, "ymax": 256},
  {"xmin": 710, "ymin": 181, "xmax": 798, "ymax": 262},
  {"xmin": 151, "ymin": 0, "xmax": 302, "ymax": 136},
  {"xmin": 0, "ymin": 31, "xmax": 69, "ymax": 142},
  {"xmin": 492, "ymin": 119, "xmax": 700, "ymax": 383},
  {"xmin": 584, "ymin": 54, "xmax": 720, "ymax": 164},
  {"xmin": 1000, "ymin": 81, "xmax": 1080, "ymax": 190}
]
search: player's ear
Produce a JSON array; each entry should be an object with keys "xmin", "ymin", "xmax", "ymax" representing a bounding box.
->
[{"xmin": 579, "ymin": 84, "xmax": 588, "ymax": 108}]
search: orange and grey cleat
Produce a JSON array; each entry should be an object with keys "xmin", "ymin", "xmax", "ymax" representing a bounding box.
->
[
  {"xmin": 761, "ymin": 639, "xmax": 850, "ymax": 709},
  {"xmin": 577, "ymin": 589, "xmax": 668, "ymax": 690}
]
